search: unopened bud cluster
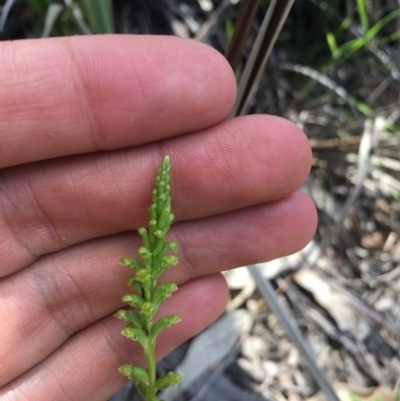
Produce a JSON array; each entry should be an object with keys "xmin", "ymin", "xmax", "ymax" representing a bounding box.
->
[{"xmin": 115, "ymin": 156, "xmax": 182, "ymax": 401}]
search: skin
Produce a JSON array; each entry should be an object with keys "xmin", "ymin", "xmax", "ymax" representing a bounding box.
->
[{"xmin": 0, "ymin": 35, "xmax": 317, "ymax": 401}]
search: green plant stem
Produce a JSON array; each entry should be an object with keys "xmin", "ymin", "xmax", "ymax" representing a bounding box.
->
[{"xmin": 146, "ymin": 336, "xmax": 156, "ymax": 399}]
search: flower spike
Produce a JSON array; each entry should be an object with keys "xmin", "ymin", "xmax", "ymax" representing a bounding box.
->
[{"xmin": 116, "ymin": 156, "xmax": 181, "ymax": 400}]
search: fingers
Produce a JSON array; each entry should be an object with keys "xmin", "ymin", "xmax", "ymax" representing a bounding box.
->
[
  {"xmin": 0, "ymin": 35, "xmax": 236, "ymax": 168},
  {"xmin": 0, "ymin": 274, "xmax": 229, "ymax": 401},
  {"xmin": 0, "ymin": 191, "xmax": 317, "ymax": 387},
  {"xmin": 0, "ymin": 115, "xmax": 312, "ymax": 276}
]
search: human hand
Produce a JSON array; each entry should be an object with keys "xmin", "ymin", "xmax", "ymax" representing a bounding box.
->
[{"xmin": 0, "ymin": 35, "xmax": 316, "ymax": 401}]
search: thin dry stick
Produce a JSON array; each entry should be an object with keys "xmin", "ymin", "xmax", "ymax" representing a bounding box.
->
[
  {"xmin": 281, "ymin": 62, "xmax": 359, "ymax": 115},
  {"xmin": 329, "ymin": 119, "xmax": 374, "ymax": 241},
  {"xmin": 230, "ymin": 0, "xmax": 296, "ymax": 116},
  {"xmin": 249, "ymin": 265, "xmax": 341, "ymax": 401},
  {"xmin": 224, "ymin": 0, "xmax": 260, "ymax": 71}
]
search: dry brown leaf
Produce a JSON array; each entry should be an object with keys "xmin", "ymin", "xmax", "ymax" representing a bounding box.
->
[{"xmin": 294, "ymin": 269, "xmax": 360, "ymax": 333}]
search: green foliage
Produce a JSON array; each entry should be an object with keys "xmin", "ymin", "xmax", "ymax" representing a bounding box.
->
[
  {"xmin": 24, "ymin": 0, "xmax": 48, "ymax": 18},
  {"xmin": 79, "ymin": 0, "xmax": 114, "ymax": 34},
  {"xmin": 356, "ymin": 0, "xmax": 369, "ymax": 34},
  {"xmin": 115, "ymin": 156, "xmax": 182, "ymax": 401},
  {"xmin": 324, "ymin": 7, "xmax": 400, "ymax": 68},
  {"xmin": 17, "ymin": 0, "xmax": 114, "ymax": 36},
  {"xmin": 225, "ymin": 17, "xmax": 234, "ymax": 41}
]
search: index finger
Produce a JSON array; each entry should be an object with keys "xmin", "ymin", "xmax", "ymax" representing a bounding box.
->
[{"xmin": 0, "ymin": 35, "xmax": 236, "ymax": 168}]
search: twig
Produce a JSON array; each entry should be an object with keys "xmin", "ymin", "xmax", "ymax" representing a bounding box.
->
[
  {"xmin": 225, "ymin": 0, "xmax": 260, "ymax": 71},
  {"xmin": 230, "ymin": 0, "xmax": 296, "ymax": 116},
  {"xmin": 249, "ymin": 265, "xmax": 341, "ymax": 401}
]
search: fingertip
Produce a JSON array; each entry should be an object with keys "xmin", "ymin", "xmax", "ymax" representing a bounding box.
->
[
  {"xmin": 263, "ymin": 115, "xmax": 312, "ymax": 186},
  {"xmin": 290, "ymin": 190, "xmax": 318, "ymax": 250},
  {"xmin": 278, "ymin": 116, "xmax": 312, "ymax": 175},
  {"xmin": 263, "ymin": 190, "xmax": 317, "ymax": 256},
  {"xmin": 245, "ymin": 115, "xmax": 313, "ymax": 198},
  {"xmin": 159, "ymin": 36, "xmax": 238, "ymax": 122}
]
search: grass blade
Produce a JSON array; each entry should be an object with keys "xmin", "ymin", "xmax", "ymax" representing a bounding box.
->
[
  {"xmin": 356, "ymin": 0, "xmax": 369, "ymax": 34},
  {"xmin": 329, "ymin": 8, "xmax": 400, "ymax": 66},
  {"xmin": 72, "ymin": 4, "xmax": 92, "ymax": 35},
  {"xmin": 0, "ymin": 0, "xmax": 16, "ymax": 32},
  {"xmin": 326, "ymin": 31, "xmax": 338, "ymax": 54},
  {"xmin": 41, "ymin": 2, "xmax": 64, "ymax": 37},
  {"xmin": 79, "ymin": 0, "xmax": 114, "ymax": 34},
  {"xmin": 365, "ymin": 8, "xmax": 400, "ymax": 40}
]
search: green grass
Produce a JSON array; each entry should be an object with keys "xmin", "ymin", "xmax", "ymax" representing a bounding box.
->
[
  {"xmin": 79, "ymin": 0, "xmax": 113, "ymax": 34},
  {"xmin": 1, "ymin": 0, "xmax": 114, "ymax": 36}
]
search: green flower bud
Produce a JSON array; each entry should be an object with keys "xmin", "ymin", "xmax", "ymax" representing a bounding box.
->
[
  {"xmin": 114, "ymin": 309, "xmax": 127, "ymax": 320},
  {"xmin": 135, "ymin": 269, "xmax": 150, "ymax": 283},
  {"xmin": 114, "ymin": 310, "xmax": 143, "ymax": 329},
  {"xmin": 121, "ymin": 327, "xmax": 148, "ymax": 349},
  {"xmin": 167, "ymin": 314, "xmax": 181, "ymax": 326},
  {"xmin": 121, "ymin": 257, "xmax": 145, "ymax": 271},
  {"xmin": 138, "ymin": 227, "xmax": 146, "ymax": 236},
  {"xmin": 152, "ymin": 283, "xmax": 178, "ymax": 304},
  {"xmin": 154, "ymin": 229, "xmax": 164, "ymax": 239},
  {"xmin": 151, "ymin": 315, "xmax": 182, "ymax": 337},
  {"xmin": 120, "ymin": 256, "xmax": 134, "ymax": 266},
  {"xmin": 162, "ymin": 155, "xmax": 170, "ymax": 166},
  {"xmin": 126, "ymin": 276, "xmax": 143, "ymax": 294},
  {"xmin": 130, "ymin": 365, "xmax": 149, "ymax": 384},
  {"xmin": 138, "ymin": 227, "xmax": 150, "ymax": 248},
  {"xmin": 122, "ymin": 294, "xmax": 144, "ymax": 308},
  {"xmin": 118, "ymin": 364, "xmax": 133, "ymax": 378},
  {"xmin": 131, "ymin": 366, "xmax": 149, "ymax": 384},
  {"xmin": 138, "ymin": 246, "xmax": 151, "ymax": 260},
  {"xmin": 161, "ymin": 255, "xmax": 178, "ymax": 270},
  {"xmin": 167, "ymin": 241, "xmax": 178, "ymax": 252},
  {"xmin": 165, "ymin": 255, "xmax": 178, "ymax": 265},
  {"xmin": 139, "ymin": 302, "xmax": 153, "ymax": 317},
  {"xmin": 155, "ymin": 371, "xmax": 182, "ymax": 390},
  {"xmin": 118, "ymin": 365, "xmax": 149, "ymax": 384}
]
